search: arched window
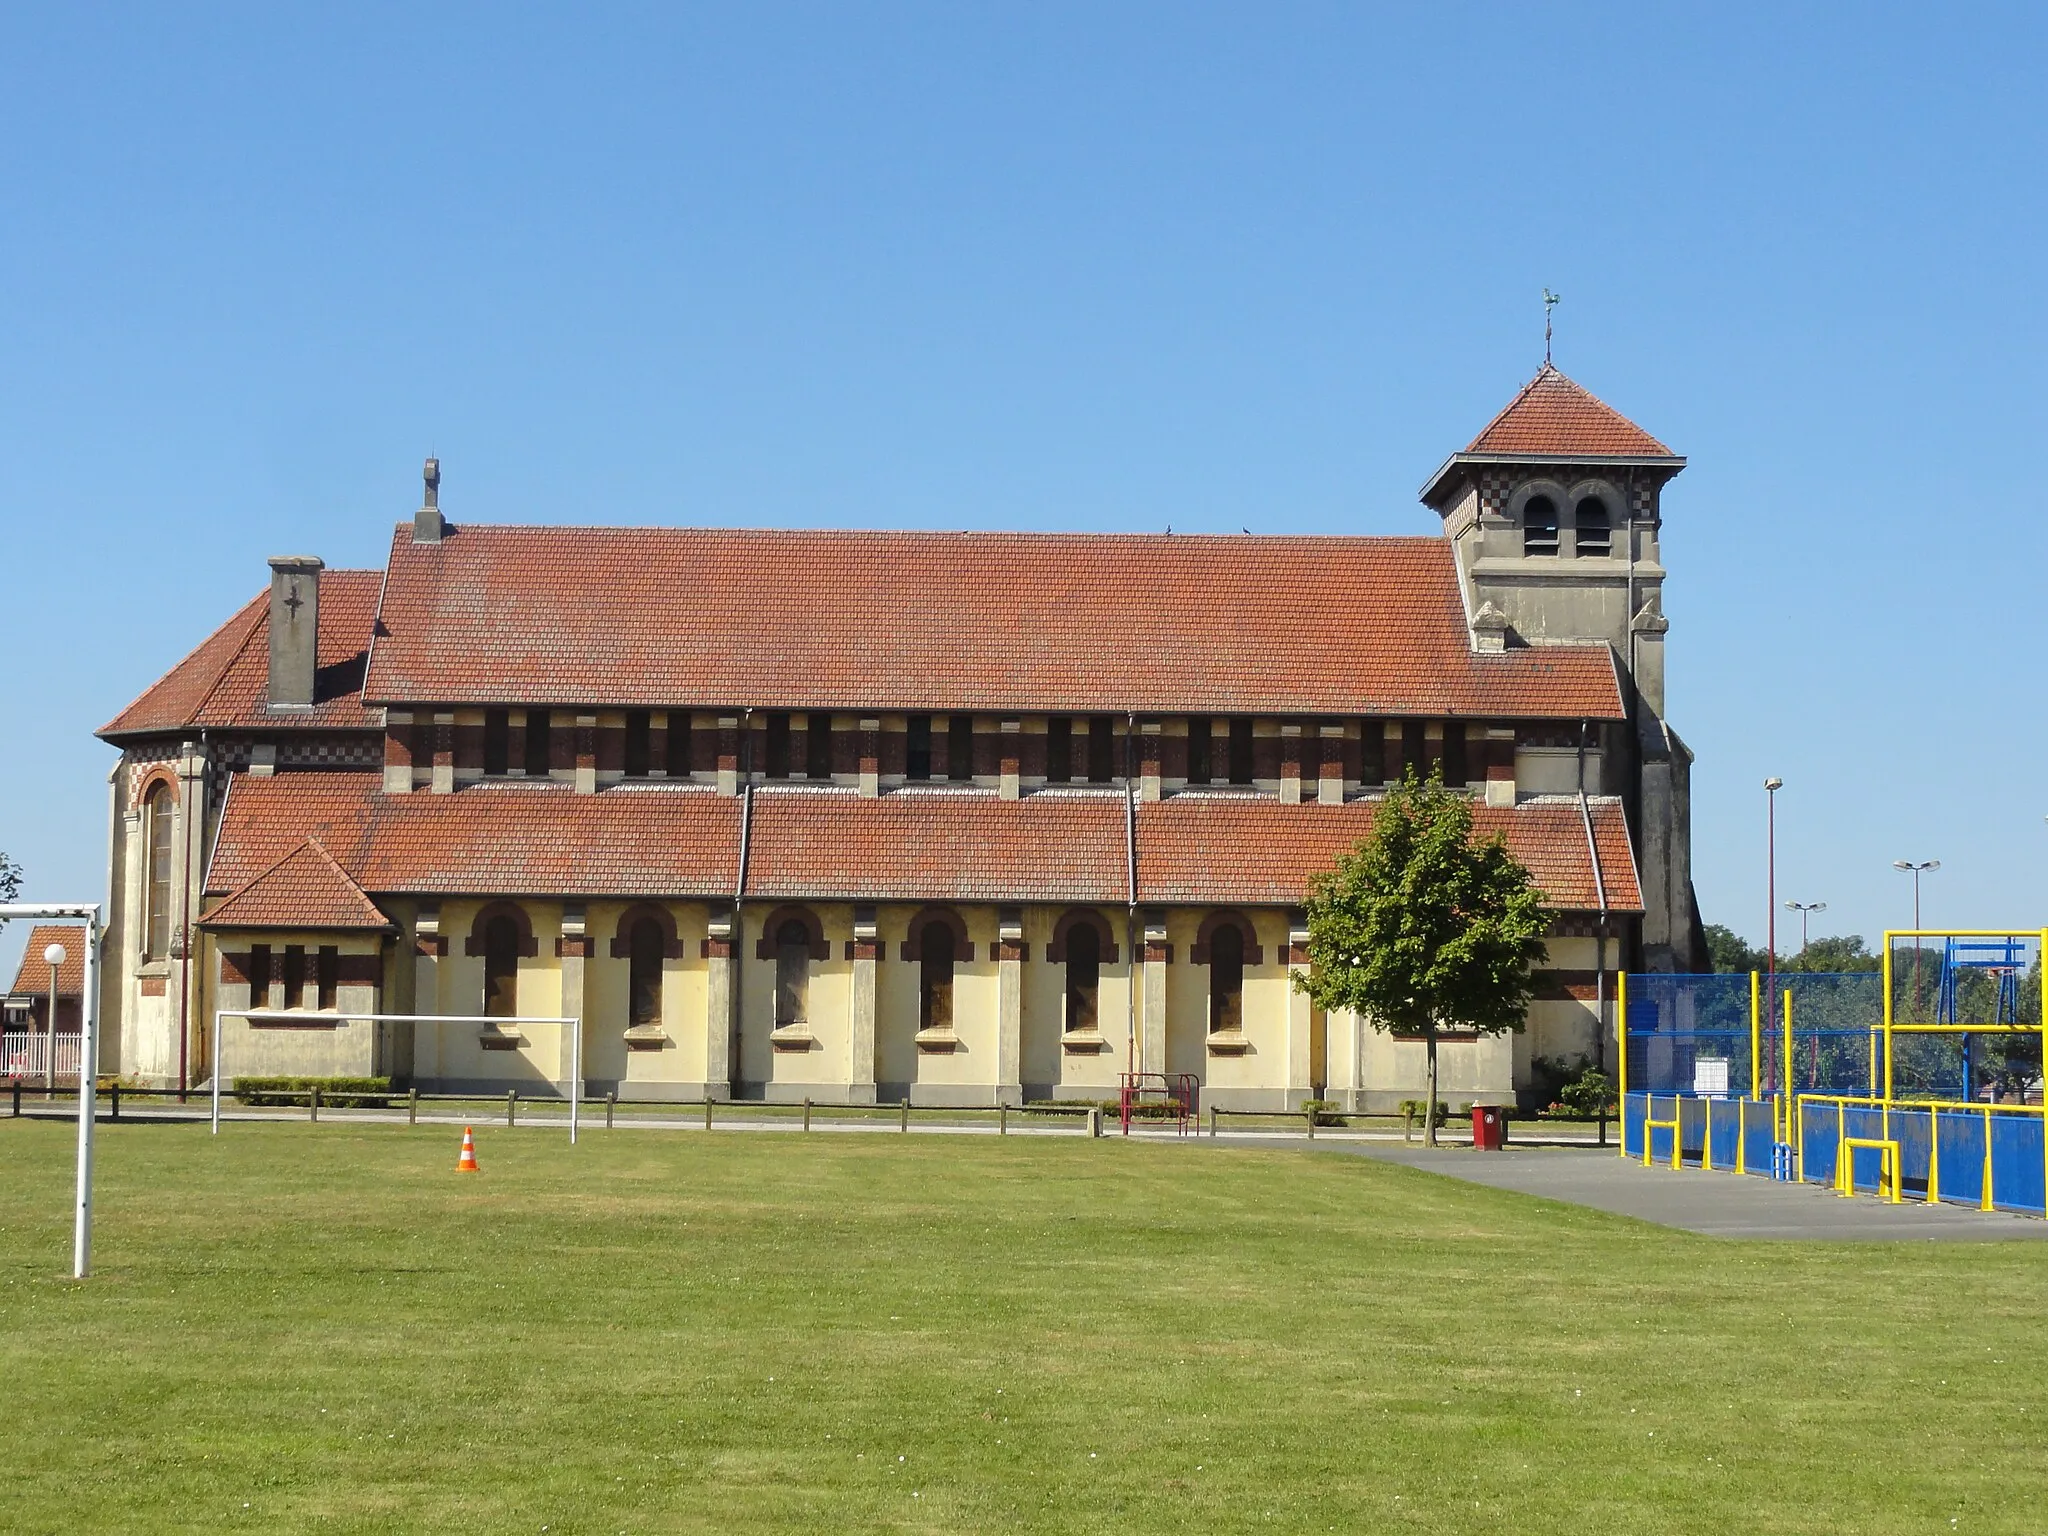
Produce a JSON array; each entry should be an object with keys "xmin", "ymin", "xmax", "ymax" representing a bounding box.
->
[
  {"xmin": 483, "ymin": 915, "xmax": 521, "ymax": 1018},
  {"xmin": 775, "ymin": 918, "xmax": 811, "ymax": 1027},
  {"xmin": 1208, "ymin": 924, "xmax": 1244, "ymax": 1033},
  {"xmin": 1574, "ymin": 496, "xmax": 1611, "ymax": 556},
  {"xmin": 919, "ymin": 921, "xmax": 955, "ymax": 1032},
  {"xmin": 1065, "ymin": 922, "xmax": 1100, "ymax": 1033},
  {"xmin": 628, "ymin": 916, "xmax": 664, "ymax": 1026},
  {"xmin": 1523, "ymin": 495, "xmax": 1559, "ymax": 556},
  {"xmin": 144, "ymin": 782, "xmax": 176, "ymax": 959}
]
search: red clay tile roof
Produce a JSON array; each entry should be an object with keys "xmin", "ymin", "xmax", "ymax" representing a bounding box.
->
[
  {"xmin": 100, "ymin": 571, "xmax": 384, "ymax": 738},
  {"xmin": 1135, "ymin": 793, "xmax": 1641, "ymax": 911},
  {"xmin": 206, "ymin": 772, "xmax": 1635, "ymax": 913},
  {"xmin": 7, "ymin": 925, "xmax": 87, "ymax": 996},
  {"xmin": 206, "ymin": 773, "xmax": 742, "ymax": 899},
  {"xmin": 364, "ymin": 526, "xmax": 1624, "ymax": 719},
  {"xmin": 199, "ymin": 839, "xmax": 393, "ymax": 930},
  {"xmin": 744, "ymin": 786, "xmax": 1128, "ymax": 904},
  {"xmin": 1462, "ymin": 364, "xmax": 1674, "ymax": 458}
]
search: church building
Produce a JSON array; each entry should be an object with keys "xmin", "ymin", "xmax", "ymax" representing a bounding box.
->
[{"xmin": 94, "ymin": 364, "xmax": 1701, "ymax": 1109}]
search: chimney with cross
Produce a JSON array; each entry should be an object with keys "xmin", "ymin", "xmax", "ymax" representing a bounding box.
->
[{"xmin": 266, "ymin": 555, "xmax": 325, "ymax": 710}]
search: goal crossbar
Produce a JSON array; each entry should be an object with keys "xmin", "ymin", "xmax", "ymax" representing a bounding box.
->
[{"xmin": 208, "ymin": 1011, "xmax": 585, "ymax": 1143}]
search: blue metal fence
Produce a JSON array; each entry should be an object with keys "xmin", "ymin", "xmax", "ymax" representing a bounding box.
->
[{"xmin": 1622, "ymin": 1091, "xmax": 2047, "ymax": 1216}]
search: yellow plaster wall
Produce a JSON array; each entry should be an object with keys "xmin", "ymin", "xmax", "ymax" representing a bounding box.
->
[
  {"xmin": 737, "ymin": 902, "xmax": 854, "ymax": 1088},
  {"xmin": 1018, "ymin": 905, "xmax": 1133, "ymax": 1096},
  {"xmin": 581, "ymin": 901, "xmax": 712, "ymax": 1087},
  {"xmin": 1161, "ymin": 909, "xmax": 1293, "ymax": 1085}
]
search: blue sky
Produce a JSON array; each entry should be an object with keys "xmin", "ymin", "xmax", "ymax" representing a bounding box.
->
[{"xmin": 3, "ymin": 3, "xmax": 2045, "ymax": 978}]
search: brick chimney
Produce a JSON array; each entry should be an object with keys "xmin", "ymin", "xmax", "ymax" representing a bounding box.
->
[
  {"xmin": 413, "ymin": 457, "xmax": 444, "ymax": 543},
  {"xmin": 266, "ymin": 556, "xmax": 324, "ymax": 710}
]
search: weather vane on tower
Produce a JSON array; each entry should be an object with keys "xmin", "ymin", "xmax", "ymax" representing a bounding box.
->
[{"xmin": 1543, "ymin": 288, "xmax": 1560, "ymax": 365}]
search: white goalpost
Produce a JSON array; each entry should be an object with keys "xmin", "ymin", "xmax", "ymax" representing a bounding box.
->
[
  {"xmin": 1, "ymin": 901, "xmax": 103, "ymax": 1280},
  {"xmin": 208, "ymin": 1010, "xmax": 586, "ymax": 1143}
]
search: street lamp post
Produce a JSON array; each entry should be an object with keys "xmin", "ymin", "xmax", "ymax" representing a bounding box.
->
[
  {"xmin": 1891, "ymin": 859, "xmax": 1940, "ymax": 1017},
  {"xmin": 1765, "ymin": 778, "xmax": 1783, "ymax": 1092},
  {"xmin": 44, "ymin": 941, "xmax": 66, "ymax": 1097},
  {"xmin": 1784, "ymin": 901, "xmax": 1827, "ymax": 960}
]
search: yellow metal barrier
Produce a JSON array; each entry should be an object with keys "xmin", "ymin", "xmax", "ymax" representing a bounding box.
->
[
  {"xmin": 1642, "ymin": 1101, "xmax": 1682, "ymax": 1170},
  {"xmin": 1837, "ymin": 1137, "xmax": 1903, "ymax": 1203},
  {"xmin": 1797, "ymin": 1092, "xmax": 2042, "ymax": 1214}
]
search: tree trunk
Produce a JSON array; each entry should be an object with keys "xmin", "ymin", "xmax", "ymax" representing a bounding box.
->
[{"xmin": 1425, "ymin": 1024, "xmax": 1439, "ymax": 1147}]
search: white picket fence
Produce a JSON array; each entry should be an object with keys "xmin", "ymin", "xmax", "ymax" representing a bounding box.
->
[{"xmin": 2, "ymin": 1031, "xmax": 82, "ymax": 1082}]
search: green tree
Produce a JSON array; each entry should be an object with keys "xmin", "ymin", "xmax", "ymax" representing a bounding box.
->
[
  {"xmin": 0, "ymin": 851, "xmax": 20, "ymax": 926},
  {"xmin": 1295, "ymin": 770, "xmax": 1550, "ymax": 1145},
  {"xmin": 1704, "ymin": 923, "xmax": 1764, "ymax": 974}
]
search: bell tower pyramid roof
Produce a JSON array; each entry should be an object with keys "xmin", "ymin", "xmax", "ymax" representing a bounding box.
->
[
  {"xmin": 1465, "ymin": 362, "xmax": 1673, "ymax": 456},
  {"xmin": 1421, "ymin": 363, "xmax": 1682, "ymax": 509}
]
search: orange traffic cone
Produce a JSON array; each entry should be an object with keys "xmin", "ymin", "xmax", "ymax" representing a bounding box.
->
[{"xmin": 456, "ymin": 1126, "xmax": 480, "ymax": 1174}]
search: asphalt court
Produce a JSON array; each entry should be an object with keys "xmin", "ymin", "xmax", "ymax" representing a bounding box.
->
[{"xmin": 1263, "ymin": 1140, "xmax": 2048, "ymax": 1240}]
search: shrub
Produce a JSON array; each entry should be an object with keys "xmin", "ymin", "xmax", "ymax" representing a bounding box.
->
[
  {"xmin": 1300, "ymin": 1099, "xmax": 1345, "ymax": 1126},
  {"xmin": 1558, "ymin": 1067, "xmax": 1616, "ymax": 1118},
  {"xmin": 234, "ymin": 1075, "xmax": 394, "ymax": 1108},
  {"xmin": 1397, "ymin": 1099, "xmax": 1451, "ymax": 1122},
  {"xmin": 1528, "ymin": 1054, "xmax": 1584, "ymax": 1112}
]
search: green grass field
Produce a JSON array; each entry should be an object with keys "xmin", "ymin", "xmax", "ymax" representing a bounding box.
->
[{"xmin": 2, "ymin": 1119, "xmax": 2043, "ymax": 1533}]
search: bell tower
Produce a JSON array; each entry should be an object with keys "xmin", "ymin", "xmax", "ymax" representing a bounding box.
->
[
  {"xmin": 1421, "ymin": 363, "xmax": 1698, "ymax": 971},
  {"xmin": 1420, "ymin": 363, "xmax": 1684, "ymax": 712}
]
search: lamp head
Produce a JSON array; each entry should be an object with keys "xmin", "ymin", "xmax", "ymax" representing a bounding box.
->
[
  {"xmin": 1764, "ymin": 777, "xmax": 1783, "ymax": 791},
  {"xmin": 44, "ymin": 943, "xmax": 66, "ymax": 968}
]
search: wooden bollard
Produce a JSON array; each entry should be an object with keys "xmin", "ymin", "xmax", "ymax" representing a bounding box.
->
[
  {"xmin": 999, "ymin": 1102, "xmax": 1007, "ymax": 1136},
  {"xmin": 704, "ymin": 1097, "xmax": 713, "ymax": 1131},
  {"xmin": 606, "ymin": 1091, "xmax": 617, "ymax": 1129},
  {"xmin": 900, "ymin": 1098, "xmax": 909, "ymax": 1133},
  {"xmin": 506, "ymin": 1090, "xmax": 517, "ymax": 1127},
  {"xmin": 1305, "ymin": 1105, "xmax": 1316, "ymax": 1141},
  {"xmin": 802, "ymin": 1097, "xmax": 812, "ymax": 1132},
  {"xmin": 408, "ymin": 1088, "xmax": 419, "ymax": 1125},
  {"xmin": 309, "ymin": 1084, "xmax": 321, "ymax": 1123},
  {"xmin": 110, "ymin": 1084, "xmax": 120, "ymax": 1122}
]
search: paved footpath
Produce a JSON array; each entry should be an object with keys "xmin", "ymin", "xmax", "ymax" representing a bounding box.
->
[{"xmin": 1254, "ymin": 1140, "xmax": 2048, "ymax": 1241}]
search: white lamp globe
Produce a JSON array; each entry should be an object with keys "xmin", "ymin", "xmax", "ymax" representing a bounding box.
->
[{"xmin": 44, "ymin": 943, "xmax": 67, "ymax": 969}]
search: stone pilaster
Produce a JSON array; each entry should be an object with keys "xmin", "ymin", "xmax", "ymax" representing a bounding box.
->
[
  {"xmin": 858, "ymin": 718, "xmax": 881, "ymax": 798},
  {"xmin": 999, "ymin": 719, "xmax": 1021, "ymax": 800},
  {"xmin": 1141, "ymin": 909, "xmax": 1169, "ymax": 1076},
  {"xmin": 431, "ymin": 712, "xmax": 455, "ymax": 794},
  {"xmin": 716, "ymin": 718, "xmax": 740, "ymax": 796},
  {"xmin": 703, "ymin": 907, "xmax": 736, "ymax": 1098},
  {"xmin": 556, "ymin": 902, "xmax": 590, "ymax": 1091},
  {"xmin": 384, "ymin": 711, "xmax": 414, "ymax": 794},
  {"xmin": 1280, "ymin": 723, "xmax": 1303, "ymax": 805},
  {"xmin": 1286, "ymin": 915, "xmax": 1313, "ymax": 1106},
  {"xmin": 847, "ymin": 905, "xmax": 879, "ymax": 1105},
  {"xmin": 413, "ymin": 906, "xmax": 446, "ymax": 1082},
  {"xmin": 996, "ymin": 906, "xmax": 1025, "ymax": 1105},
  {"xmin": 1317, "ymin": 724, "xmax": 1345, "ymax": 805},
  {"xmin": 574, "ymin": 715, "xmax": 598, "ymax": 794},
  {"xmin": 1484, "ymin": 726, "xmax": 1517, "ymax": 808}
]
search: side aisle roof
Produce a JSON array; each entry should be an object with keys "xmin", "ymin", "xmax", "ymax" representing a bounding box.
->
[{"xmin": 204, "ymin": 773, "xmax": 1643, "ymax": 915}]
